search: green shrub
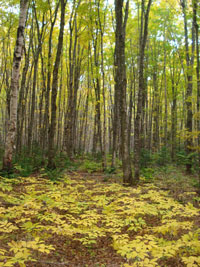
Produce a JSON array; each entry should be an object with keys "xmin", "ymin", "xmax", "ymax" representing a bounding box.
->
[
  {"xmin": 176, "ymin": 149, "xmax": 199, "ymax": 172},
  {"xmin": 140, "ymin": 149, "xmax": 152, "ymax": 168},
  {"xmin": 140, "ymin": 147, "xmax": 170, "ymax": 168},
  {"xmin": 43, "ymin": 168, "xmax": 63, "ymax": 181},
  {"xmin": 79, "ymin": 160, "xmax": 102, "ymax": 173},
  {"xmin": 104, "ymin": 166, "xmax": 116, "ymax": 174},
  {"xmin": 14, "ymin": 163, "xmax": 33, "ymax": 177},
  {"xmin": 152, "ymin": 146, "xmax": 170, "ymax": 166},
  {"xmin": 141, "ymin": 167, "xmax": 155, "ymax": 182},
  {"xmin": 176, "ymin": 150, "xmax": 189, "ymax": 166}
]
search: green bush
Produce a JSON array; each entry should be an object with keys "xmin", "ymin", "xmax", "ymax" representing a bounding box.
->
[
  {"xmin": 79, "ymin": 160, "xmax": 102, "ymax": 173},
  {"xmin": 141, "ymin": 167, "xmax": 155, "ymax": 182},
  {"xmin": 176, "ymin": 149, "xmax": 199, "ymax": 172},
  {"xmin": 140, "ymin": 147, "xmax": 170, "ymax": 168},
  {"xmin": 104, "ymin": 166, "xmax": 116, "ymax": 174},
  {"xmin": 14, "ymin": 163, "xmax": 33, "ymax": 177},
  {"xmin": 176, "ymin": 150, "xmax": 189, "ymax": 166},
  {"xmin": 151, "ymin": 147, "xmax": 170, "ymax": 166},
  {"xmin": 140, "ymin": 149, "xmax": 152, "ymax": 168},
  {"xmin": 43, "ymin": 168, "xmax": 63, "ymax": 181}
]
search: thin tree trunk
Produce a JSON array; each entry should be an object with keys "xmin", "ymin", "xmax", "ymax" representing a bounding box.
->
[
  {"xmin": 164, "ymin": 26, "xmax": 168, "ymax": 149},
  {"xmin": 181, "ymin": 0, "xmax": 195, "ymax": 174},
  {"xmin": 48, "ymin": 0, "xmax": 67, "ymax": 168},
  {"xmin": 64, "ymin": 1, "xmax": 81, "ymax": 157},
  {"xmin": 43, "ymin": 1, "xmax": 59, "ymax": 150},
  {"xmin": 16, "ymin": 28, "xmax": 32, "ymax": 153},
  {"xmin": 193, "ymin": 0, "xmax": 200, "ymax": 188},
  {"xmin": 134, "ymin": 0, "xmax": 152, "ymax": 181},
  {"xmin": 152, "ymin": 72, "xmax": 159, "ymax": 152},
  {"xmin": 98, "ymin": 0, "xmax": 107, "ymax": 168},
  {"xmin": 39, "ymin": 51, "xmax": 46, "ymax": 148}
]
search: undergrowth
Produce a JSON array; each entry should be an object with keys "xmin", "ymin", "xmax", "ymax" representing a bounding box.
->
[{"xmin": 0, "ymin": 173, "xmax": 199, "ymax": 266}]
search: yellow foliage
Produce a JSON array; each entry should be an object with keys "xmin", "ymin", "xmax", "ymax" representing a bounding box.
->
[
  {"xmin": 182, "ymin": 256, "xmax": 200, "ymax": 267},
  {"xmin": 0, "ymin": 175, "xmax": 199, "ymax": 266},
  {"xmin": 153, "ymin": 219, "xmax": 193, "ymax": 236},
  {"xmin": 0, "ymin": 220, "xmax": 18, "ymax": 233}
]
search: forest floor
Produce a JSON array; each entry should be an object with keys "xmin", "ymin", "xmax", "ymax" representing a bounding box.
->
[{"xmin": 0, "ymin": 165, "xmax": 200, "ymax": 267}]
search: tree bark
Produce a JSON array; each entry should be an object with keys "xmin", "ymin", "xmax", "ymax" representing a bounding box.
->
[
  {"xmin": 43, "ymin": 1, "xmax": 59, "ymax": 150},
  {"xmin": 115, "ymin": 0, "xmax": 133, "ymax": 185},
  {"xmin": 3, "ymin": 0, "xmax": 29, "ymax": 171},
  {"xmin": 193, "ymin": 0, "xmax": 200, "ymax": 188},
  {"xmin": 181, "ymin": 0, "xmax": 195, "ymax": 174},
  {"xmin": 64, "ymin": 1, "xmax": 81, "ymax": 157},
  {"xmin": 48, "ymin": 0, "xmax": 67, "ymax": 168},
  {"xmin": 16, "ymin": 27, "xmax": 32, "ymax": 153},
  {"xmin": 28, "ymin": 7, "xmax": 45, "ymax": 152},
  {"xmin": 134, "ymin": 0, "xmax": 152, "ymax": 181}
]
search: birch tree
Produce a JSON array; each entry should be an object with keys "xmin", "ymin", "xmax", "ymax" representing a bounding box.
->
[{"xmin": 3, "ymin": 0, "xmax": 29, "ymax": 171}]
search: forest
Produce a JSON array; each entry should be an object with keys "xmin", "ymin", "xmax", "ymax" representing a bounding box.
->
[{"xmin": 0, "ymin": 0, "xmax": 200, "ymax": 266}]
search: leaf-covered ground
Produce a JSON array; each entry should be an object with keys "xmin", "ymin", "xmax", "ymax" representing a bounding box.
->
[{"xmin": 0, "ymin": 171, "xmax": 200, "ymax": 267}]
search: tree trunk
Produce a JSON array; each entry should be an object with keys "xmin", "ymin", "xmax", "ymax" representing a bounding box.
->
[
  {"xmin": 193, "ymin": 0, "xmax": 200, "ymax": 188},
  {"xmin": 115, "ymin": 0, "xmax": 133, "ymax": 185},
  {"xmin": 3, "ymin": 0, "xmax": 29, "ymax": 171},
  {"xmin": 134, "ymin": 0, "xmax": 152, "ymax": 181},
  {"xmin": 48, "ymin": 0, "xmax": 67, "ymax": 168},
  {"xmin": 98, "ymin": 1, "xmax": 107, "ymax": 168},
  {"xmin": 16, "ymin": 28, "xmax": 32, "ymax": 153},
  {"xmin": 43, "ymin": 1, "xmax": 59, "ymax": 150},
  {"xmin": 64, "ymin": 1, "xmax": 81, "ymax": 157},
  {"xmin": 152, "ymin": 71, "xmax": 159, "ymax": 152},
  {"xmin": 181, "ymin": 0, "xmax": 195, "ymax": 174},
  {"xmin": 164, "ymin": 27, "xmax": 168, "ymax": 149}
]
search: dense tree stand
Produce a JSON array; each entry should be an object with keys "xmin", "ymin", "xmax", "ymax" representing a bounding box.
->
[{"xmin": 0, "ymin": 0, "xmax": 200, "ymax": 184}]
